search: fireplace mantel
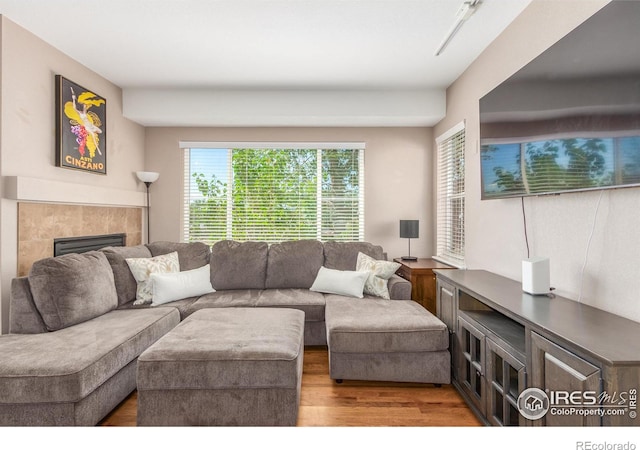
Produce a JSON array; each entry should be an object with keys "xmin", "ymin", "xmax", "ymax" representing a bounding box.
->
[{"xmin": 4, "ymin": 176, "xmax": 146, "ymax": 207}]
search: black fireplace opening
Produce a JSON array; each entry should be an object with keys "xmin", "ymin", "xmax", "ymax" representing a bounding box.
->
[{"xmin": 53, "ymin": 233, "xmax": 126, "ymax": 257}]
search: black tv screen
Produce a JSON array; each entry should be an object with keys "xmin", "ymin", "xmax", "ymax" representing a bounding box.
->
[{"xmin": 479, "ymin": 0, "xmax": 640, "ymax": 200}]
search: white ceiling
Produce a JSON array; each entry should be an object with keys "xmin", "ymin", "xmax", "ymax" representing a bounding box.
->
[{"xmin": 0, "ymin": 0, "xmax": 532, "ymax": 126}]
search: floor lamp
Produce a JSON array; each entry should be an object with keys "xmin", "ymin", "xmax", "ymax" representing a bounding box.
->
[
  {"xmin": 400, "ymin": 220, "xmax": 419, "ymax": 261},
  {"xmin": 136, "ymin": 171, "xmax": 160, "ymax": 244}
]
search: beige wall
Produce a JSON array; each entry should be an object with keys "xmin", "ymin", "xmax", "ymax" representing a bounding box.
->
[
  {"xmin": 0, "ymin": 17, "xmax": 147, "ymax": 332},
  {"xmin": 434, "ymin": 0, "xmax": 640, "ymax": 323},
  {"xmin": 145, "ymin": 127, "xmax": 433, "ymax": 261}
]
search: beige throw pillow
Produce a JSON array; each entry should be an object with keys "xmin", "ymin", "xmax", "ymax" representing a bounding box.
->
[
  {"xmin": 126, "ymin": 251, "xmax": 180, "ymax": 305},
  {"xmin": 356, "ymin": 252, "xmax": 401, "ymax": 299}
]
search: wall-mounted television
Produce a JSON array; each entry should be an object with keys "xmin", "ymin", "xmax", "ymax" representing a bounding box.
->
[{"xmin": 479, "ymin": 0, "xmax": 640, "ymax": 200}]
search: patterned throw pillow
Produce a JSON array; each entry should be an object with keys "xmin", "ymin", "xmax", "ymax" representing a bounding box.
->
[
  {"xmin": 356, "ymin": 252, "xmax": 401, "ymax": 299},
  {"xmin": 125, "ymin": 251, "xmax": 180, "ymax": 305}
]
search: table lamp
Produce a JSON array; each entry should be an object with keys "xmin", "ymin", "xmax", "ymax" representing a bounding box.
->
[{"xmin": 400, "ymin": 220, "xmax": 419, "ymax": 261}]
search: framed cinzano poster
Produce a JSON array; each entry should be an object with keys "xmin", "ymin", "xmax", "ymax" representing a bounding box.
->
[{"xmin": 55, "ymin": 75, "xmax": 107, "ymax": 174}]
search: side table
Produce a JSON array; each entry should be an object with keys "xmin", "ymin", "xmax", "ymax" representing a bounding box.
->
[{"xmin": 393, "ymin": 258, "xmax": 454, "ymax": 315}]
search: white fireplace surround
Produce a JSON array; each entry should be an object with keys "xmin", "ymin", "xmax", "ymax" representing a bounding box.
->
[{"xmin": 4, "ymin": 176, "xmax": 146, "ymax": 207}]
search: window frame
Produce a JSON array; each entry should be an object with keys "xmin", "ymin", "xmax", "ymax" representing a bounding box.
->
[
  {"xmin": 181, "ymin": 141, "xmax": 365, "ymax": 244},
  {"xmin": 435, "ymin": 122, "xmax": 466, "ymax": 268}
]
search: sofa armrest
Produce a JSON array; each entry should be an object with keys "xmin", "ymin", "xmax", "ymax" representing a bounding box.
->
[{"xmin": 388, "ymin": 274, "xmax": 411, "ymax": 300}]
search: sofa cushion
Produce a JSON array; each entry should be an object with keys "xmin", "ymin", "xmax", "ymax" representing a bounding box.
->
[
  {"xmin": 325, "ymin": 297, "xmax": 449, "ymax": 353},
  {"xmin": 28, "ymin": 251, "xmax": 118, "ymax": 331},
  {"xmin": 356, "ymin": 252, "xmax": 401, "ymax": 300},
  {"xmin": 265, "ymin": 240, "xmax": 324, "ymax": 289},
  {"xmin": 0, "ymin": 308, "xmax": 180, "ymax": 404},
  {"xmin": 146, "ymin": 241, "xmax": 210, "ymax": 271},
  {"xmin": 210, "ymin": 240, "xmax": 268, "ymax": 290},
  {"xmin": 117, "ymin": 297, "xmax": 200, "ymax": 321},
  {"xmin": 184, "ymin": 290, "xmax": 262, "ymax": 317},
  {"xmin": 101, "ymin": 245, "xmax": 153, "ymax": 306},
  {"xmin": 257, "ymin": 289, "xmax": 326, "ymax": 322},
  {"xmin": 137, "ymin": 308, "xmax": 304, "ymax": 390},
  {"xmin": 125, "ymin": 251, "xmax": 180, "ymax": 305},
  {"xmin": 323, "ymin": 242, "xmax": 385, "ymax": 271}
]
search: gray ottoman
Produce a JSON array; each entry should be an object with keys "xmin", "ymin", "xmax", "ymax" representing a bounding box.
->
[
  {"xmin": 137, "ymin": 308, "xmax": 305, "ymax": 426},
  {"xmin": 325, "ymin": 297, "xmax": 450, "ymax": 384}
]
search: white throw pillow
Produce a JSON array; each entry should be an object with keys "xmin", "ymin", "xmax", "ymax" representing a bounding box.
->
[
  {"xmin": 150, "ymin": 264, "xmax": 215, "ymax": 306},
  {"xmin": 125, "ymin": 251, "xmax": 180, "ymax": 305},
  {"xmin": 356, "ymin": 252, "xmax": 401, "ymax": 299},
  {"xmin": 310, "ymin": 266, "xmax": 369, "ymax": 298}
]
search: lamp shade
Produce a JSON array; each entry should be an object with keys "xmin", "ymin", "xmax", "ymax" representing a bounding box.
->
[
  {"xmin": 136, "ymin": 171, "xmax": 160, "ymax": 183},
  {"xmin": 399, "ymin": 220, "xmax": 419, "ymax": 239}
]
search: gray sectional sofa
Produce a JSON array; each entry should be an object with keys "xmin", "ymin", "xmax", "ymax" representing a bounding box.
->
[{"xmin": 0, "ymin": 239, "xmax": 449, "ymax": 426}]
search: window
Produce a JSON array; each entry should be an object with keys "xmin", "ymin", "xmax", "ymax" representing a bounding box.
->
[
  {"xmin": 182, "ymin": 143, "xmax": 364, "ymax": 244},
  {"xmin": 436, "ymin": 122, "xmax": 466, "ymax": 267}
]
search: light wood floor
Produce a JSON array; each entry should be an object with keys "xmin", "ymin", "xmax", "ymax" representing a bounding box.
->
[{"xmin": 100, "ymin": 346, "xmax": 482, "ymax": 427}]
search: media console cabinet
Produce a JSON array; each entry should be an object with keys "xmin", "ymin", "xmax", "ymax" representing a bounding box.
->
[{"xmin": 434, "ymin": 269, "xmax": 640, "ymax": 427}]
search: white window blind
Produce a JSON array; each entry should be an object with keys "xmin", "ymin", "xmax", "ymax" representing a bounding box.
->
[
  {"xmin": 436, "ymin": 122, "xmax": 466, "ymax": 267},
  {"xmin": 183, "ymin": 145, "xmax": 364, "ymax": 243}
]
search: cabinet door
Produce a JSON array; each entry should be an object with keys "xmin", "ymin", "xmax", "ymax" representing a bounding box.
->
[
  {"xmin": 437, "ymin": 279, "xmax": 457, "ymax": 379},
  {"xmin": 530, "ymin": 332, "xmax": 601, "ymax": 426},
  {"xmin": 436, "ymin": 279, "xmax": 456, "ymax": 332},
  {"xmin": 486, "ymin": 337, "xmax": 526, "ymax": 426},
  {"xmin": 457, "ymin": 315, "xmax": 486, "ymax": 416}
]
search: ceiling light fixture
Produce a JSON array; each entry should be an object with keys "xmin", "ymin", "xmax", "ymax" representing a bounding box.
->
[{"xmin": 434, "ymin": 0, "xmax": 481, "ymax": 56}]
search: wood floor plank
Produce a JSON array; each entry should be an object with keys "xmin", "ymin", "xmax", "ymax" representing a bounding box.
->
[{"xmin": 99, "ymin": 346, "xmax": 481, "ymax": 427}]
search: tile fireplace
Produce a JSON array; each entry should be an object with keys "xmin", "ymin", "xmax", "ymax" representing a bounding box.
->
[{"xmin": 18, "ymin": 203, "xmax": 142, "ymax": 276}]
